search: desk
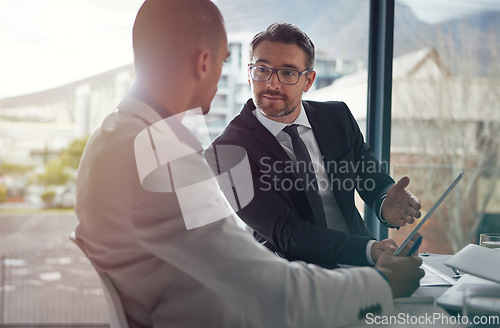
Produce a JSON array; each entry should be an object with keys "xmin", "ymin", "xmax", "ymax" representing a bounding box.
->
[
  {"xmin": 342, "ymin": 253, "xmax": 466, "ymax": 327},
  {"xmin": 414, "ymin": 253, "xmax": 456, "ymax": 301}
]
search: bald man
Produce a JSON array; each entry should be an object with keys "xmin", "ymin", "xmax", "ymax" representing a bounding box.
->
[{"xmin": 73, "ymin": 0, "xmax": 424, "ymax": 327}]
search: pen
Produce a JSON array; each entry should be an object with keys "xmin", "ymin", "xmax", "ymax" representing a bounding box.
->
[{"xmin": 405, "ymin": 235, "xmax": 422, "ymax": 257}]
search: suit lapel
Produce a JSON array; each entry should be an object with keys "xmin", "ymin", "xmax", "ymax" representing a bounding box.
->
[{"xmin": 304, "ymin": 102, "xmax": 337, "ymax": 161}]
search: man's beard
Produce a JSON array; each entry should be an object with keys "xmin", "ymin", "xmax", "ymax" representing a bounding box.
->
[{"xmin": 255, "ymin": 90, "xmax": 297, "ymax": 118}]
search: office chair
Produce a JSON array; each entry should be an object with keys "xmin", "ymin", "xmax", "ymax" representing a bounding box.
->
[{"xmin": 69, "ymin": 232, "xmax": 130, "ymax": 328}]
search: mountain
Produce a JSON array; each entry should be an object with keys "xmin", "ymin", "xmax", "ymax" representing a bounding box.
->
[
  {"xmin": 427, "ymin": 11, "xmax": 500, "ymax": 75},
  {"xmin": 216, "ymin": 0, "xmax": 429, "ymax": 57},
  {"xmin": 216, "ymin": 0, "xmax": 500, "ymax": 76}
]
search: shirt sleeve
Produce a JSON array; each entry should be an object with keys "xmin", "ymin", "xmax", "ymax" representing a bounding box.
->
[{"xmin": 366, "ymin": 239, "xmax": 377, "ymax": 265}]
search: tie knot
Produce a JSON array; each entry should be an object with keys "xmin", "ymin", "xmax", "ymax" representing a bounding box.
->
[{"xmin": 282, "ymin": 124, "xmax": 300, "ymax": 138}]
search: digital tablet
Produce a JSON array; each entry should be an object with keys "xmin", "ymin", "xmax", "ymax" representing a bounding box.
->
[{"xmin": 393, "ymin": 172, "xmax": 464, "ymax": 256}]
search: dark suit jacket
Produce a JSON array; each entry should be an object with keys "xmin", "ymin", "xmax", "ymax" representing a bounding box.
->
[{"xmin": 211, "ymin": 99, "xmax": 394, "ymax": 268}]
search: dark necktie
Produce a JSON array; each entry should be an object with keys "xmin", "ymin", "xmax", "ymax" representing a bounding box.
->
[{"xmin": 282, "ymin": 124, "xmax": 326, "ymax": 226}]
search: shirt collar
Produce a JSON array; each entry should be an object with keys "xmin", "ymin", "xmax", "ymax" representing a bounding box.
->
[
  {"xmin": 119, "ymin": 87, "xmax": 203, "ymax": 152},
  {"xmin": 254, "ymin": 101, "xmax": 311, "ymax": 137},
  {"xmin": 129, "ymin": 83, "xmax": 173, "ymax": 119}
]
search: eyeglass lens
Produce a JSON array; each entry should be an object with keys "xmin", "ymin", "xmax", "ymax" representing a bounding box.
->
[{"xmin": 250, "ymin": 66, "xmax": 299, "ymax": 85}]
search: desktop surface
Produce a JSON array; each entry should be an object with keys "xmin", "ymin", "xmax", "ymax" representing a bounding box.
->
[{"xmin": 342, "ymin": 253, "xmax": 466, "ymax": 327}]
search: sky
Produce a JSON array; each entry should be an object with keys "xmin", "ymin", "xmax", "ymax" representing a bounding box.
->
[
  {"xmin": 0, "ymin": 0, "xmax": 143, "ymax": 99},
  {"xmin": 0, "ymin": 0, "xmax": 498, "ymax": 99},
  {"xmin": 397, "ymin": 0, "xmax": 500, "ymax": 23}
]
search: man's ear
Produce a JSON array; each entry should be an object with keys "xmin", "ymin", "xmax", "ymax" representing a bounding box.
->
[
  {"xmin": 196, "ymin": 49, "xmax": 210, "ymax": 79},
  {"xmin": 303, "ymin": 70, "xmax": 316, "ymax": 92}
]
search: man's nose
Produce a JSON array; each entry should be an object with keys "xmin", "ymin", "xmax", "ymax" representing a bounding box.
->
[{"xmin": 267, "ymin": 71, "xmax": 281, "ymax": 89}]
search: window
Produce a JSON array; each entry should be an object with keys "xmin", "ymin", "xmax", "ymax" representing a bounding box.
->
[{"xmin": 391, "ymin": 0, "xmax": 500, "ymax": 254}]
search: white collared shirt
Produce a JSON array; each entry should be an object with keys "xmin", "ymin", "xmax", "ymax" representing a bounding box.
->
[{"xmin": 255, "ymin": 103, "xmax": 376, "ymax": 265}]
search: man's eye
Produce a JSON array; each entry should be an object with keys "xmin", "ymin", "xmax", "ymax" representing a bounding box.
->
[
  {"xmin": 282, "ymin": 70, "xmax": 295, "ymax": 76},
  {"xmin": 257, "ymin": 67, "xmax": 269, "ymax": 73}
]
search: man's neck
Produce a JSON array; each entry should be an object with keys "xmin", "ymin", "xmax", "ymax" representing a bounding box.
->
[{"xmin": 134, "ymin": 80, "xmax": 193, "ymax": 117}]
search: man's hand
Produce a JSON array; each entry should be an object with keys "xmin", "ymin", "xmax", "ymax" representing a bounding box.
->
[
  {"xmin": 376, "ymin": 250, "xmax": 425, "ymax": 298},
  {"xmin": 382, "ymin": 176, "xmax": 421, "ymax": 227},
  {"xmin": 371, "ymin": 239, "xmax": 397, "ymax": 263},
  {"xmin": 371, "ymin": 234, "xmax": 422, "ymax": 263}
]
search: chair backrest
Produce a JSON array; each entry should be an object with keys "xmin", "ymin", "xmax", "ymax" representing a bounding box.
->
[{"xmin": 69, "ymin": 232, "xmax": 130, "ymax": 328}]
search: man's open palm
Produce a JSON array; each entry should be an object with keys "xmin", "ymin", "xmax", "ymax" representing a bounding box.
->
[{"xmin": 382, "ymin": 176, "xmax": 421, "ymax": 227}]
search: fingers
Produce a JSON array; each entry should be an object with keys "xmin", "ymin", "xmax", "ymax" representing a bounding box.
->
[
  {"xmin": 401, "ymin": 200, "xmax": 421, "ymax": 224},
  {"xmin": 376, "ymin": 251, "xmax": 425, "ymax": 297},
  {"xmin": 403, "ymin": 253, "xmax": 423, "ymax": 269},
  {"xmin": 409, "ymin": 254, "xmax": 424, "ymax": 268},
  {"xmin": 403, "ymin": 214, "xmax": 414, "ymax": 225},
  {"xmin": 395, "ymin": 215, "xmax": 412, "ymax": 226},
  {"xmin": 405, "ymin": 204, "xmax": 420, "ymax": 219},
  {"xmin": 393, "ymin": 176, "xmax": 410, "ymax": 191},
  {"xmin": 408, "ymin": 193, "xmax": 422, "ymax": 211},
  {"xmin": 378, "ymin": 244, "xmax": 396, "ymax": 256},
  {"xmin": 386, "ymin": 239, "xmax": 398, "ymax": 248},
  {"xmin": 388, "ymin": 216, "xmax": 408, "ymax": 227},
  {"xmin": 411, "ymin": 232, "xmax": 422, "ymax": 242},
  {"xmin": 385, "ymin": 177, "xmax": 422, "ymax": 225},
  {"xmin": 382, "ymin": 239, "xmax": 398, "ymax": 253},
  {"xmin": 372, "ymin": 239, "xmax": 398, "ymax": 262},
  {"xmin": 398, "ymin": 238, "xmax": 421, "ymax": 257},
  {"xmin": 376, "ymin": 239, "xmax": 398, "ymax": 249},
  {"xmin": 412, "ymin": 236, "xmax": 423, "ymax": 258},
  {"xmin": 378, "ymin": 249, "xmax": 396, "ymax": 261},
  {"xmin": 406, "ymin": 193, "xmax": 421, "ymax": 220},
  {"xmin": 390, "ymin": 213, "xmax": 416, "ymax": 227}
]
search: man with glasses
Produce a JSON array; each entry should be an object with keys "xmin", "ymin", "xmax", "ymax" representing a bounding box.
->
[{"xmin": 212, "ymin": 23, "xmax": 422, "ymax": 268}]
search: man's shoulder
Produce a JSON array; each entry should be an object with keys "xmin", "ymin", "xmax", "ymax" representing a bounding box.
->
[
  {"xmin": 212, "ymin": 113, "xmax": 251, "ymax": 145},
  {"xmin": 90, "ymin": 111, "xmax": 149, "ymax": 146},
  {"xmin": 304, "ymin": 100, "xmax": 349, "ymax": 113},
  {"xmin": 304, "ymin": 100, "xmax": 355, "ymax": 123}
]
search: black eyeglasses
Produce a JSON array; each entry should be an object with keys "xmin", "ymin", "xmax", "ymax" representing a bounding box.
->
[{"xmin": 248, "ymin": 64, "xmax": 312, "ymax": 85}]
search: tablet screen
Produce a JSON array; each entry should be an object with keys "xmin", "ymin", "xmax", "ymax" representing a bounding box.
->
[{"xmin": 393, "ymin": 172, "xmax": 464, "ymax": 256}]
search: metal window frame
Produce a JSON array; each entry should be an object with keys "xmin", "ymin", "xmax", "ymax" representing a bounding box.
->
[{"xmin": 364, "ymin": 0, "xmax": 395, "ymax": 240}]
